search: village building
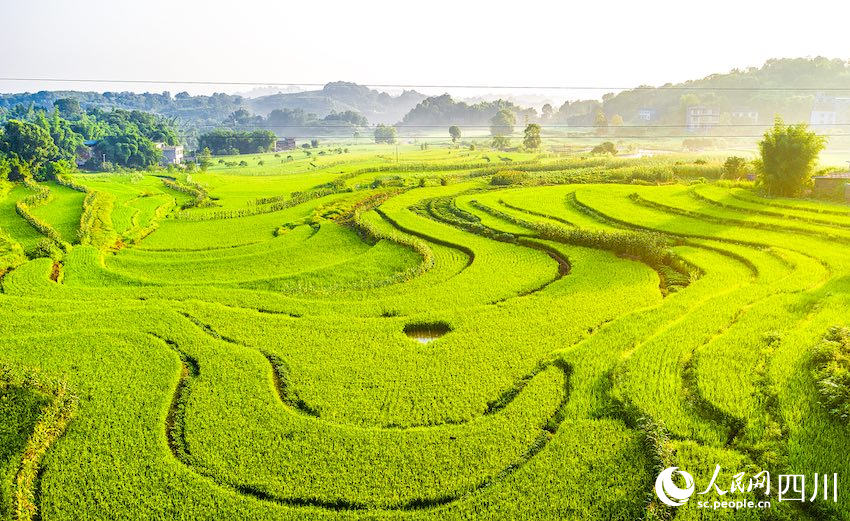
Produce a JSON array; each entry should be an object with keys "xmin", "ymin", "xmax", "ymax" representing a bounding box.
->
[
  {"xmin": 731, "ymin": 108, "xmax": 759, "ymax": 125},
  {"xmin": 686, "ymin": 106, "xmax": 720, "ymax": 131},
  {"xmin": 275, "ymin": 138, "xmax": 297, "ymax": 152},
  {"xmin": 75, "ymin": 139, "xmax": 99, "ymax": 167},
  {"xmin": 154, "ymin": 143, "xmax": 184, "ymax": 165},
  {"xmin": 812, "ymin": 172, "xmax": 850, "ymax": 201},
  {"xmin": 636, "ymin": 108, "xmax": 658, "ymax": 122},
  {"xmin": 810, "ymin": 93, "xmax": 850, "ymax": 127}
]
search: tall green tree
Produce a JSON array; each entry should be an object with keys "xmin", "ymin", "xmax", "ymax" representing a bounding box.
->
[
  {"xmin": 723, "ymin": 156, "xmax": 749, "ymax": 179},
  {"xmin": 489, "ymin": 109, "xmax": 515, "ymax": 137},
  {"xmin": 0, "ymin": 120, "xmax": 59, "ymax": 172},
  {"xmin": 449, "ymin": 126, "xmax": 461, "ymax": 142},
  {"xmin": 594, "ymin": 111, "xmax": 608, "ymax": 135},
  {"xmin": 54, "ymin": 98, "xmax": 82, "ymax": 118},
  {"xmin": 374, "ymin": 124, "xmax": 397, "ymax": 144},
  {"xmin": 523, "ymin": 123, "xmax": 541, "ymax": 149},
  {"xmin": 758, "ymin": 118, "xmax": 826, "ymax": 196},
  {"xmin": 198, "ymin": 147, "xmax": 214, "ymax": 171}
]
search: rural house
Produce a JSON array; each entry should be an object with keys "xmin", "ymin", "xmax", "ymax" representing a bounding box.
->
[
  {"xmin": 275, "ymin": 138, "xmax": 297, "ymax": 152},
  {"xmin": 686, "ymin": 106, "xmax": 720, "ymax": 131},
  {"xmin": 154, "ymin": 143, "xmax": 184, "ymax": 165},
  {"xmin": 813, "ymin": 172, "xmax": 850, "ymax": 201},
  {"xmin": 731, "ymin": 107, "xmax": 759, "ymax": 124},
  {"xmin": 637, "ymin": 108, "xmax": 658, "ymax": 122},
  {"xmin": 810, "ymin": 93, "xmax": 850, "ymax": 127}
]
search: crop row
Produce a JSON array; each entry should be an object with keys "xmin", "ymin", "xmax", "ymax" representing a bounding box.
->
[{"xmin": 14, "ymin": 180, "xmax": 69, "ymax": 252}]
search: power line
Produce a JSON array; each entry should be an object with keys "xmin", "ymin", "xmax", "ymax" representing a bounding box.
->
[
  {"xmin": 190, "ymin": 123, "xmax": 850, "ymax": 129},
  {"xmin": 2, "ymin": 77, "xmax": 850, "ymax": 92},
  {"xmin": 188, "ymin": 135, "xmax": 850, "ymax": 140}
]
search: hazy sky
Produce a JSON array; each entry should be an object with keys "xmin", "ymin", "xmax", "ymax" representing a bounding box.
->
[{"xmin": 2, "ymin": 0, "xmax": 848, "ymax": 100}]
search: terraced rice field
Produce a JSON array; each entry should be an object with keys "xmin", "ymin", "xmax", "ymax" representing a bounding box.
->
[{"xmin": 0, "ymin": 148, "xmax": 849, "ymax": 520}]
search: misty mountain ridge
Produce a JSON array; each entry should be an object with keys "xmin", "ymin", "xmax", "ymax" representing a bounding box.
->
[
  {"xmin": 2, "ymin": 58, "xmax": 849, "ymax": 132},
  {"xmin": 246, "ymin": 82, "xmax": 427, "ymax": 124}
]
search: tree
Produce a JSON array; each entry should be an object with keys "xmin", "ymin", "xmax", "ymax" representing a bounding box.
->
[
  {"xmin": 591, "ymin": 141, "xmax": 617, "ymax": 155},
  {"xmin": 94, "ymin": 133, "xmax": 161, "ymax": 168},
  {"xmin": 0, "ymin": 155, "xmax": 10, "ymax": 181},
  {"xmin": 723, "ymin": 156, "xmax": 748, "ymax": 179},
  {"xmin": 197, "ymin": 129, "xmax": 276, "ymax": 155},
  {"xmin": 374, "ymin": 124, "xmax": 397, "ymax": 144},
  {"xmin": 492, "ymin": 136, "xmax": 511, "ymax": 149},
  {"xmin": 594, "ymin": 111, "xmax": 608, "ymax": 135},
  {"xmin": 610, "ymin": 114, "xmax": 624, "ymax": 127},
  {"xmin": 449, "ymin": 126, "xmax": 461, "ymax": 142},
  {"xmin": 198, "ymin": 148, "xmax": 214, "ymax": 171},
  {"xmin": 523, "ymin": 124, "xmax": 541, "ymax": 149},
  {"xmin": 541, "ymin": 104, "xmax": 554, "ymax": 120},
  {"xmin": 489, "ymin": 109, "xmax": 515, "ymax": 137},
  {"xmin": 0, "ymin": 120, "xmax": 59, "ymax": 172},
  {"xmin": 39, "ymin": 159, "xmax": 76, "ymax": 182},
  {"xmin": 758, "ymin": 118, "xmax": 826, "ymax": 197},
  {"xmin": 53, "ymin": 98, "xmax": 82, "ymax": 118}
]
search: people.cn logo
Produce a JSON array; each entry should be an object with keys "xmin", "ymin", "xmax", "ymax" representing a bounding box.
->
[{"xmin": 655, "ymin": 467, "xmax": 696, "ymax": 507}]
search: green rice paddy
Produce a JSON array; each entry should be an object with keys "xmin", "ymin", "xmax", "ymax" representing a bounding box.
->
[{"xmin": 0, "ymin": 146, "xmax": 848, "ymax": 520}]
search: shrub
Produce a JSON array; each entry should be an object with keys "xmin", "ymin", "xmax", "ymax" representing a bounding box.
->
[
  {"xmin": 591, "ymin": 142, "xmax": 617, "ymax": 155},
  {"xmin": 811, "ymin": 326, "xmax": 850, "ymax": 423},
  {"xmin": 491, "ymin": 170, "xmax": 529, "ymax": 186}
]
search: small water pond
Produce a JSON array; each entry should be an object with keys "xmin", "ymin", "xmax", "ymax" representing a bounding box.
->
[{"xmin": 403, "ymin": 323, "xmax": 451, "ymax": 344}]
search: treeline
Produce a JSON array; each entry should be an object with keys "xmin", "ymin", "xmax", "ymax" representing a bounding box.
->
[
  {"xmin": 224, "ymin": 107, "xmax": 369, "ymax": 129},
  {"xmin": 197, "ymin": 129, "xmax": 278, "ymax": 155},
  {"xmin": 560, "ymin": 57, "xmax": 850, "ymax": 128},
  {"xmin": 196, "ymin": 108, "xmax": 371, "ymax": 149},
  {"xmin": 0, "ymin": 90, "xmax": 245, "ymax": 126},
  {"xmin": 399, "ymin": 95, "xmax": 536, "ymax": 128},
  {"xmin": 0, "ymin": 100, "xmax": 181, "ymax": 178}
]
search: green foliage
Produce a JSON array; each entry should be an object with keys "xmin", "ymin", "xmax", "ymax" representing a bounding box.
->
[
  {"xmin": 811, "ymin": 327, "xmax": 850, "ymax": 423},
  {"xmin": 491, "ymin": 136, "xmax": 511, "ymax": 149},
  {"xmin": 449, "ymin": 125, "xmax": 461, "ymax": 142},
  {"xmin": 722, "ymin": 156, "xmax": 749, "ymax": 179},
  {"xmin": 758, "ymin": 117, "xmax": 826, "ymax": 197},
  {"xmin": 490, "ymin": 170, "xmax": 529, "ymax": 186},
  {"xmin": 373, "ymin": 124, "xmax": 397, "ymax": 144},
  {"xmin": 0, "ymin": 120, "xmax": 58, "ymax": 171},
  {"xmin": 591, "ymin": 141, "xmax": 617, "ymax": 155},
  {"xmin": 489, "ymin": 109, "xmax": 515, "ymax": 137},
  {"xmin": 77, "ymin": 191, "xmax": 117, "ymax": 249},
  {"xmin": 197, "ymin": 129, "xmax": 276, "ymax": 156},
  {"xmin": 197, "ymin": 148, "xmax": 213, "ymax": 171},
  {"xmin": 53, "ymin": 98, "xmax": 82, "ymax": 118},
  {"xmin": 38, "ymin": 159, "xmax": 77, "ymax": 182},
  {"xmin": 522, "ymin": 123, "xmax": 541, "ymax": 150}
]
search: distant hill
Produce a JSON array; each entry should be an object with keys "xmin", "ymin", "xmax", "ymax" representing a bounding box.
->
[
  {"xmin": 2, "ymin": 58, "xmax": 849, "ymax": 134},
  {"xmin": 246, "ymin": 82, "xmax": 426, "ymax": 124},
  {"xmin": 393, "ymin": 58, "xmax": 850, "ymax": 131},
  {"xmin": 0, "ymin": 82, "xmax": 427, "ymax": 129},
  {"xmin": 597, "ymin": 57, "xmax": 850, "ymax": 126}
]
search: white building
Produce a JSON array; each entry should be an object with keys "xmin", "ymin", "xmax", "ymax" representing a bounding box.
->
[
  {"xmin": 637, "ymin": 108, "xmax": 658, "ymax": 122},
  {"xmin": 686, "ymin": 106, "xmax": 720, "ymax": 131},
  {"xmin": 731, "ymin": 108, "xmax": 759, "ymax": 125},
  {"xmin": 154, "ymin": 143, "xmax": 185, "ymax": 165},
  {"xmin": 810, "ymin": 93, "xmax": 850, "ymax": 127}
]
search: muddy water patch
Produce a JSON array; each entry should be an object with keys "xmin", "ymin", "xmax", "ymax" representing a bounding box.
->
[{"xmin": 404, "ymin": 322, "xmax": 451, "ymax": 344}]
